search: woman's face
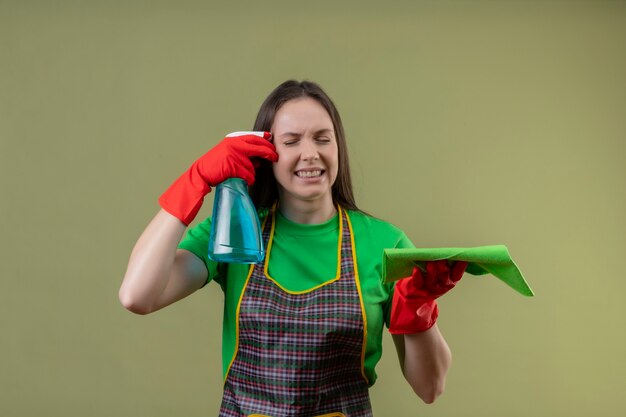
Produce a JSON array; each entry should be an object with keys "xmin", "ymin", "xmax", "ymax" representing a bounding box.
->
[{"xmin": 270, "ymin": 97, "xmax": 338, "ymax": 208}]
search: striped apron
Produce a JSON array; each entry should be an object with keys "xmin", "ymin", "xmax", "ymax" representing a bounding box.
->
[{"xmin": 218, "ymin": 206, "xmax": 373, "ymax": 417}]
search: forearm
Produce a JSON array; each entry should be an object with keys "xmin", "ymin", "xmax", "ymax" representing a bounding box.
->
[
  {"xmin": 119, "ymin": 209, "xmax": 188, "ymax": 314},
  {"xmin": 392, "ymin": 324, "xmax": 452, "ymax": 404}
]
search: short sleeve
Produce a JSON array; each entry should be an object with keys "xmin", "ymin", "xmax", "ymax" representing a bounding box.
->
[{"xmin": 178, "ymin": 217, "xmax": 221, "ymax": 286}]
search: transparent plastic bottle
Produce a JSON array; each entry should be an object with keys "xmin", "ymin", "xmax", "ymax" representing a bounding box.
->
[{"xmin": 208, "ymin": 178, "xmax": 264, "ymax": 263}]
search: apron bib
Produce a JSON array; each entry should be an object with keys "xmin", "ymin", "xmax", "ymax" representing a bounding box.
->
[{"xmin": 218, "ymin": 207, "xmax": 372, "ymax": 417}]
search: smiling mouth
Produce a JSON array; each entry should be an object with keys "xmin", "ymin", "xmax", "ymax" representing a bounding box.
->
[{"xmin": 295, "ymin": 169, "xmax": 324, "ymax": 178}]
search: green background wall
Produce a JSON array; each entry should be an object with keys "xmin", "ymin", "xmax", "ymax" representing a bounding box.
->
[{"xmin": 2, "ymin": 1, "xmax": 624, "ymax": 416}]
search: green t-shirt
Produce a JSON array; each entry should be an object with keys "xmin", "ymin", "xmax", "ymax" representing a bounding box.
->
[{"xmin": 179, "ymin": 208, "xmax": 415, "ymax": 386}]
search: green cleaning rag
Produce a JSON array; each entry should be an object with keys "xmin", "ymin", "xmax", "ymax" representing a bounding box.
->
[{"xmin": 382, "ymin": 245, "xmax": 534, "ymax": 297}]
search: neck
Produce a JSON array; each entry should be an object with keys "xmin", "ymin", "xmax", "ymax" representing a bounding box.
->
[{"xmin": 277, "ymin": 195, "xmax": 338, "ymax": 225}]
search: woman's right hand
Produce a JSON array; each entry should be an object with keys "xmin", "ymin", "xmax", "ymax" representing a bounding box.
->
[{"xmin": 158, "ymin": 131, "xmax": 278, "ymax": 225}]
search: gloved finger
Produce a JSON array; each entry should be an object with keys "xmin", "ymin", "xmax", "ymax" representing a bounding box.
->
[
  {"xmin": 450, "ymin": 261, "xmax": 468, "ymax": 284},
  {"xmin": 410, "ymin": 265, "xmax": 425, "ymax": 290},
  {"xmin": 229, "ymin": 155, "xmax": 257, "ymax": 186},
  {"xmin": 425, "ymin": 260, "xmax": 449, "ymax": 289},
  {"xmin": 396, "ymin": 273, "xmax": 429, "ymax": 302},
  {"xmin": 439, "ymin": 260, "xmax": 457, "ymax": 288},
  {"xmin": 238, "ymin": 167, "xmax": 256, "ymax": 186},
  {"xmin": 428, "ymin": 260, "xmax": 458, "ymax": 296},
  {"xmin": 423, "ymin": 261, "xmax": 437, "ymax": 290},
  {"xmin": 231, "ymin": 137, "xmax": 279, "ymax": 162}
]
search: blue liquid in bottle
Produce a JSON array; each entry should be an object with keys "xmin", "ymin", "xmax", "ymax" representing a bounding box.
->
[{"xmin": 208, "ymin": 178, "xmax": 264, "ymax": 263}]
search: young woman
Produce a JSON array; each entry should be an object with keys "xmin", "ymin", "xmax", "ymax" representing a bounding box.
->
[{"xmin": 119, "ymin": 80, "xmax": 467, "ymax": 417}]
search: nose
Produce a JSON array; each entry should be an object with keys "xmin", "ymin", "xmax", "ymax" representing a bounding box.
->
[{"xmin": 301, "ymin": 140, "xmax": 320, "ymax": 161}]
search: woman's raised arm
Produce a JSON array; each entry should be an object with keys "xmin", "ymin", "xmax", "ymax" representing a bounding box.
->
[
  {"xmin": 118, "ymin": 209, "xmax": 207, "ymax": 315},
  {"xmin": 119, "ymin": 132, "xmax": 278, "ymax": 314}
]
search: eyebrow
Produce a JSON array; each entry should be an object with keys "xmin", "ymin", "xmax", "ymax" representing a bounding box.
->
[
  {"xmin": 315, "ymin": 129, "xmax": 334, "ymax": 135},
  {"xmin": 279, "ymin": 129, "xmax": 334, "ymax": 137}
]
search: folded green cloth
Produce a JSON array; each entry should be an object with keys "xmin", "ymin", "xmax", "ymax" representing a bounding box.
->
[{"xmin": 382, "ymin": 245, "xmax": 534, "ymax": 297}]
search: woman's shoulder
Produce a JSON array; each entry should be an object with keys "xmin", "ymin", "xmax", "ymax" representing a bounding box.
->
[
  {"xmin": 345, "ymin": 209, "xmax": 402, "ymax": 231},
  {"xmin": 345, "ymin": 209, "xmax": 412, "ymax": 247}
]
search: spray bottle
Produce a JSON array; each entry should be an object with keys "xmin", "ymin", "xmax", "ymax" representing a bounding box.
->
[{"xmin": 207, "ymin": 132, "xmax": 267, "ymax": 263}]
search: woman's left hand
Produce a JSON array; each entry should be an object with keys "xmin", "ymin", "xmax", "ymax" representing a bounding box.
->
[
  {"xmin": 402, "ymin": 260, "xmax": 468, "ymax": 302},
  {"xmin": 389, "ymin": 260, "xmax": 468, "ymax": 334}
]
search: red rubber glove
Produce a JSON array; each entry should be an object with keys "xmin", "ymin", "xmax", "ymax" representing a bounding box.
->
[
  {"xmin": 158, "ymin": 131, "xmax": 277, "ymax": 225},
  {"xmin": 389, "ymin": 260, "xmax": 468, "ymax": 334}
]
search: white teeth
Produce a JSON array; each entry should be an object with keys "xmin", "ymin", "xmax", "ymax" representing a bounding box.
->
[{"xmin": 296, "ymin": 170, "xmax": 322, "ymax": 178}]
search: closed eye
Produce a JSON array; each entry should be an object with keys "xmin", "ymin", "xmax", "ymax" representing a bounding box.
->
[{"xmin": 280, "ymin": 134, "xmax": 300, "ymax": 145}]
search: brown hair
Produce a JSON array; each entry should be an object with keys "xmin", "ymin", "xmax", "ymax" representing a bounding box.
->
[{"xmin": 249, "ymin": 80, "xmax": 360, "ymax": 212}]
